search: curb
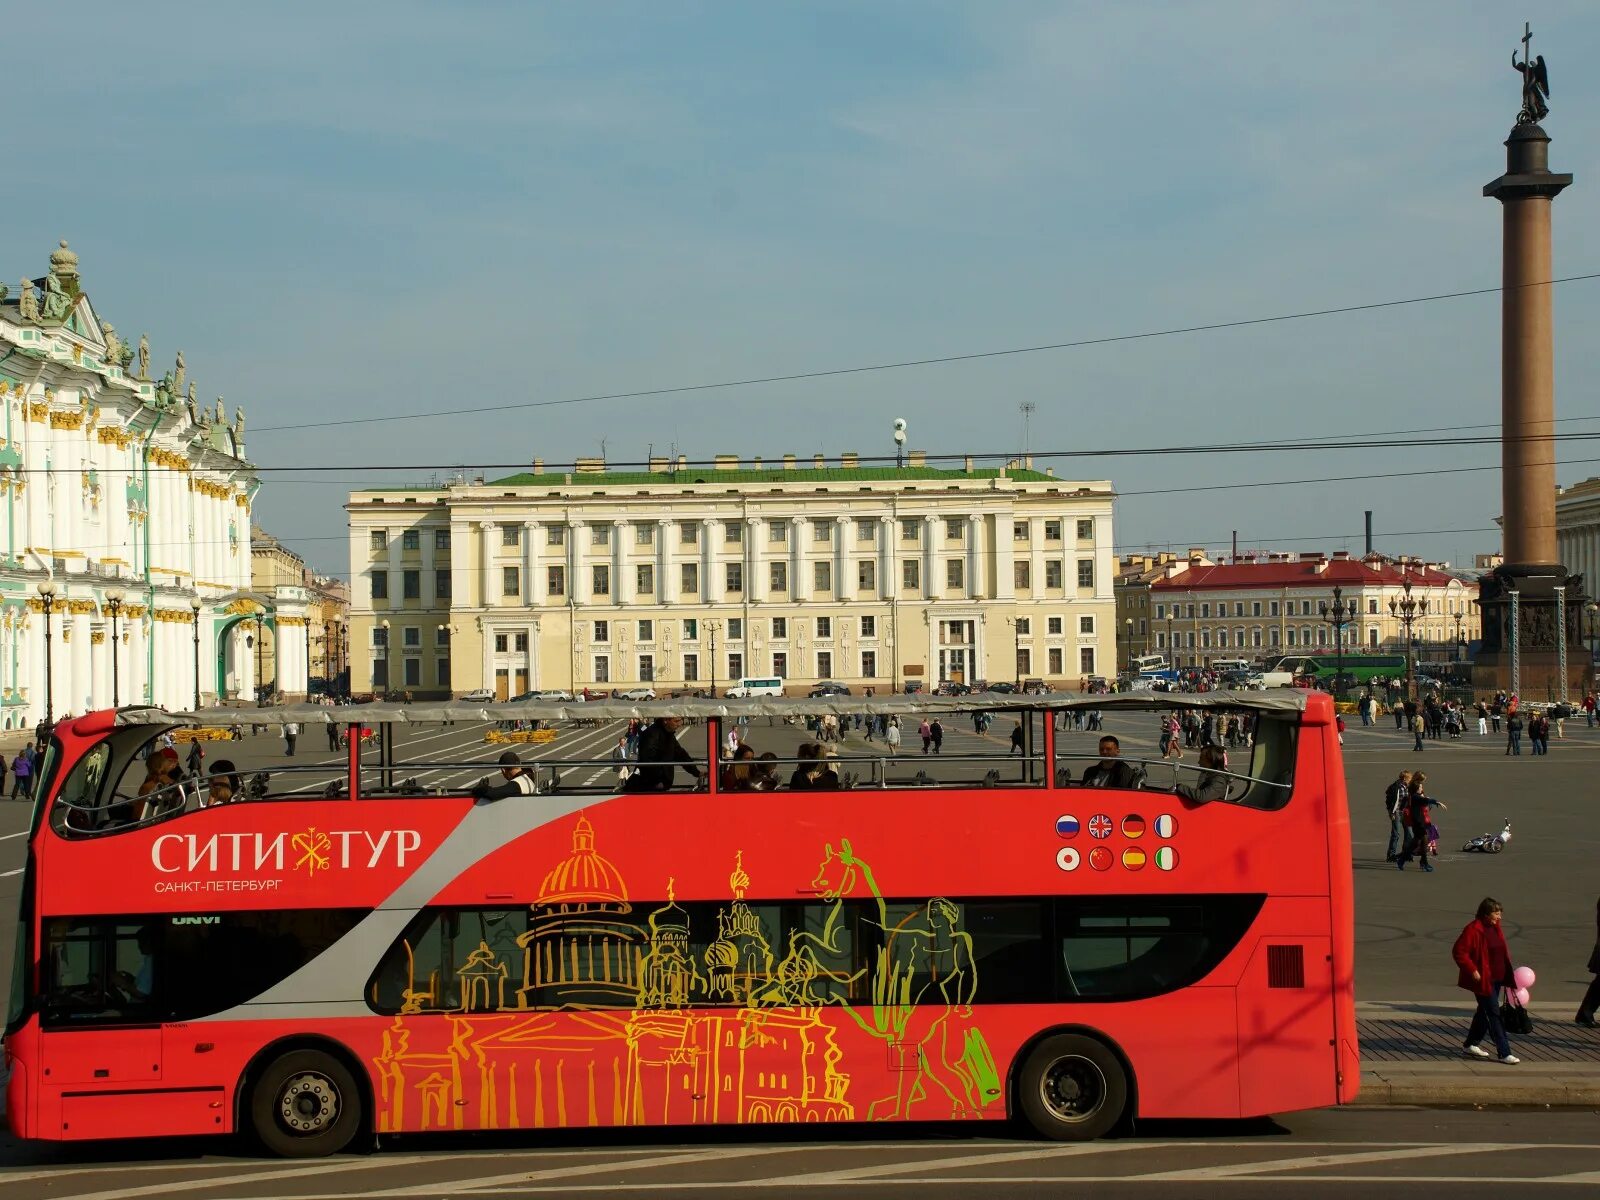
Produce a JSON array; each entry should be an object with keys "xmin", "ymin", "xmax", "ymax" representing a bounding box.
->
[{"xmin": 1356, "ymin": 1072, "xmax": 1600, "ymax": 1109}]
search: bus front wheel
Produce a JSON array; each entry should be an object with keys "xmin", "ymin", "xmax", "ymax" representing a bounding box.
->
[
  {"xmin": 1017, "ymin": 1033, "xmax": 1129, "ymax": 1141},
  {"xmin": 248, "ymin": 1049, "xmax": 362, "ymax": 1158}
]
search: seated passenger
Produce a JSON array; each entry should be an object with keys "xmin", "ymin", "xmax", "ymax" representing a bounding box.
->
[
  {"xmin": 134, "ymin": 748, "xmax": 184, "ymax": 821},
  {"xmin": 472, "ymin": 750, "xmax": 537, "ymax": 800},
  {"xmin": 202, "ymin": 759, "xmax": 243, "ymax": 807},
  {"xmin": 1176, "ymin": 745, "xmax": 1232, "ymax": 804},
  {"xmin": 789, "ymin": 743, "xmax": 840, "ymax": 791},
  {"xmin": 720, "ymin": 745, "xmax": 758, "ymax": 791},
  {"xmin": 752, "ymin": 752, "xmax": 780, "ymax": 792},
  {"xmin": 1080, "ymin": 735, "xmax": 1138, "ymax": 789}
]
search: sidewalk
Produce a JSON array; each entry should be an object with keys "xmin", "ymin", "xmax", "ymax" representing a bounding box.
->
[{"xmin": 1354, "ymin": 1000, "xmax": 1600, "ymax": 1107}]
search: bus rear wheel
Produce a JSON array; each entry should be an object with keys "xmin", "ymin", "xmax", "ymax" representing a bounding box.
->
[
  {"xmin": 248, "ymin": 1049, "xmax": 362, "ymax": 1158},
  {"xmin": 1017, "ymin": 1033, "xmax": 1129, "ymax": 1141}
]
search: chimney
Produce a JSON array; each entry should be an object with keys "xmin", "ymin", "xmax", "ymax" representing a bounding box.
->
[
  {"xmin": 1314, "ymin": 559, "xmax": 1330, "ymax": 574},
  {"xmin": 908, "ymin": 450, "xmax": 927, "ymax": 467},
  {"xmin": 963, "ymin": 455, "xmax": 974, "ymax": 472},
  {"xmin": 1332, "ymin": 550, "xmax": 1351, "ymax": 560},
  {"xmin": 1025, "ymin": 455, "xmax": 1033, "ymax": 469},
  {"xmin": 841, "ymin": 451, "xmax": 858, "ymax": 469},
  {"xmin": 783, "ymin": 454, "xmax": 796, "ymax": 470},
  {"xmin": 648, "ymin": 456, "xmax": 668, "ymax": 474},
  {"xmin": 677, "ymin": 454, "xmax": 688, "ymax": 470},
  {"xmin": 532, "ymin": 458, "xmax": 544, "ymax": 475},
  {"xmin": 714, "ymin": 454, "xmax": 738, "ymax": 471},
  {"xmin": 813, "ymin": 453, "xmax": 825, "ymax": 468},
  {"xmin": 752, "ymin": 455, "xmax": 763, "ymax": 469},
  {"xmin": 1045, "ymin": 467, "xmax": 1054, "ymax": 477},
  {"xmin": 575, "ymin": 456, "xmax": 605, "ymax": 474}
]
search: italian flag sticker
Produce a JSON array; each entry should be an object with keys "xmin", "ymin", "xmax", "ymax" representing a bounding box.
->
[{"xmin": 1154, "ymin": 846, "xmax": 1178, "ymax": 871}]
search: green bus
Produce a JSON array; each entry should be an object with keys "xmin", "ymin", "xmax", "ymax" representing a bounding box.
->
[{"xmin": 1269, "ymin": 653, "xmax": 1408, "ymax": 685}]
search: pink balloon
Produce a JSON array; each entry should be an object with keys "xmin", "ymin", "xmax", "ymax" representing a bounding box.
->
[
  {"xmin": 1515, "ymin": 986, "xmax": 1531, "ymax": 1006},
  {"xmin": 1513, "ymin": 966, "xmax": 1537, "ymax": 989}
]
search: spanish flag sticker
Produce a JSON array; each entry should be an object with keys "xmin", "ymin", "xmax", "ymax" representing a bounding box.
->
[
  {"xmin": 1121, "ymin": 846, "xmax": 1147, "ymax": 871},
  {"xmin": 1155, "ymin": 846, "xmax": 1178, "ymax": 871}
]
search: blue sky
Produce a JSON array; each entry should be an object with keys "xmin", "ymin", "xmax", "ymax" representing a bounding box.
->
[{"xmin": 10, "ymin": 2, "xmax": 1600, "ymax": 578}]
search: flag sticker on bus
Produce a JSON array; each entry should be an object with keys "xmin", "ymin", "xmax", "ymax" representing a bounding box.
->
[
  {"xmin": 1055, "ymin": 814, "xmax": 1080, "ymax": 839},
  {"xmin": 1122, "ymin": 847, "xmax": 1147, "ymax": 871},
  {"xmin": 1155, "ymin": 846, "xmax": 1178, "ymax": 871},
  {"xmin": 1155, "ymin": 814, "xmax": 1177, "ymax": 838},
  {"xmin": 1121, "ymin": 814, "xmax": 1146, "ymax": 839},
  {"xmin": 1089, "ymin": 846, "xmax": 1113, "ymax": 871},
  {"xmin": 1055, "ymin": 846, "xmax": 1080, "ymax": 871},
  {"xmin": 1087, "ymin": 814, "xmax": 1113, "ymax": 839}
]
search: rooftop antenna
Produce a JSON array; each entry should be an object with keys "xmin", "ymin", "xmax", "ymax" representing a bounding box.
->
[
  {"xmin": 1019, "ymin": 401, "xmax": 1036, "ymax": 459},
  {"xmin": 892, "ymin": 417, "xmax": 907, "ymax": 468}
]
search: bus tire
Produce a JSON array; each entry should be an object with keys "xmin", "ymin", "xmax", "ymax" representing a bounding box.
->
[
  {"xmin": 248, "ymin": 1048, "xmax": 362, "ymax": 1158},
  {"xmin": 1016, "ymin": 1033, "xmax": 1128, "ymax": 1141}
]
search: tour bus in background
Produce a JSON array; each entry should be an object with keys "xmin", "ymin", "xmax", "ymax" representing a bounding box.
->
[
  {"xmin": 1129, "ymin": 654, "xmax": 1168, "ymax": 676},
  {"xmin": 723, "ymin": 676, "xmax": 784, "ymax": 698},
  {"xmin": 1268, "ymin": 653, "xmax": 1409, "ymax": 689},
  {"xmin": 5, "ymin": 690, "xmax": 1357, "ymax": 1157}
]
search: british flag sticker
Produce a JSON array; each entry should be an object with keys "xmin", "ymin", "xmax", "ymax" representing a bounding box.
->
[{"xmin": 1088, "ymin": 814, "xmax": 1114, "ymax": 840}]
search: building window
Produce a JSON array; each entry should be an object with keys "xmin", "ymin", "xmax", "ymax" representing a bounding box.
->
[
  {"xmin": 1369, "ymin": 627, "xmax": 1379, "ymax": 647},
  {"xmin": 497, "ymin": 567, "xmax": 517, "ymax": 597},
  {"xmin": 1015, "ymin": 562, "xmax": 1030, "ymax": 590},
  {"xmin": 636, "ymin": 523, "xmax": 654, "ymax": 546},
  {"xmin": 1076, "ymin": 519, "xmax": 1094, "ymax": 540},
  {"xmin": 1252, "ymin": 601, "xmax": 1262, "ymax": 616},
  {"xmin": 436, "ymin": 626, "xmax": 451, "ymax": 647},
  {"xmin": 1044, "ymin": 520, "xmax": 1062, "ymax": 541},
  {"xmin": 1269, "ymin": 601, "xmax": 1280, "ymax": 616},
  {"xmin": 860, "ymin": 615, "xmax": 875, "ymax": 638},
  {"xmin": 725, "ymin": 563, "xmax": 744, "ymax": 594},
  {"xmin": 1045, "ymin": 561, "xmax": 1062, "ymax": 589},
  {"xmin": 858, "ymin": 560, "xmax": 876, "ymax": 591},
  {"xmin": 862, "ymin": 650, "xmax": 877, "ymax": 677},
  {"xmin": 371, "ymin": 571, "xmax": 389, "ymax": 600},
  {"xmin": 1286, "ymin": 627, "xmax": 1297, "ymax": 647},
  {"xmin": 811, "ymin": 519, "xmax": 833, "ymax": 543},
  {"xmin": 727, "ymin": 652, "xmax": 744, "ymax": 680},
  {"xmin": 402, "ymin": 530, "xmax": 420, "ymax": 551},
  {"xmin": 1077, "ymin": 559, "xmax": 1094, "ymax": 589},
  {"xmin": 434, "ymin": 571, "xmax": 451, "ymax": 600},
  {"xmin": 770, "ymin": 561, "xmax": 788, "ymax": 593},
  {"xmin": 435, "ymin": 529, "xmax": 451, "ymax": 550},
  {"xmin": 683, "ymin": 653, "xmax": 699, "ymax": 681},
  {"xmin": 1079, "ymin": 647, "xmax": 1095, "ymax": 674},
  {"xmin": 402, "ymin": 626, "xmax": 421, "ymax": 648},
  {"xmin": 493, "ymin": 633, "xmax": 507, "ymax": 653},
  {"xmin": 593, "ymin": 621, "xmax": 609, "ymax": 643},
  {"xmin": 639, "ymin": 654, "xmax": 655, "ymax": 682},
  {"xmin": 1186, "ymin": 604, "xmax": 1195, "ymax": 618},
  {"xmin": 1301, "ymin": 600, "xmax": 1313, "ymax": 616},
  {"xmin": 1252, "ymin": 627, "xmax": 1263, "ymax": 648},
  {"xmin": 402, "ymin": 658, "xmax": 420, "ymax": 687},
  {"xmin": 728, "ymin": 618, "xmax": 744, "ymax": 640},
  {"xmin": 514, "ymin": 632, "xmax": 529, "ymax": 652},
  {"xmin": 1156, "ymin": 603, "xmax": 1166, "ymax": 619},
  {"xmin": 725, "ymin": 523, "xmax": 743, "ymax": 545},
  {"xmin": 594, "ymin": 655, "xmax": 610, "ymax": 683},
  {"xmin": 585, "ymin": 525, "xmax": 606, "ymax": 547},
  {"xmin": 1155, "ymin": 633, "xmax": 1166, "ymax": 650},
  {"xmin": 546, "ymin": 565, "xmax": 565, "ymax": 597},
  {"xmin": 437, "ymin": 658, "xmax": 451, "ymax": 687},
  {"xmin": 683, "ymin": 619, "xmax": 699, "ymax": 641},
  {"xmin": 945, "ymin": 518, "xmax": 964, "ymax": 541},
  {"xmin": 1014, "ymin": 522, "xmax": 1028, "ymax": 542},
  {"xmin": 1016, "ymin": 617, "xmax": 1032, "ymax": 636},
  {"xmin": 403, "ymin": 570, "xmax": 420, "ymax": 599},
  {"xmin": 772, "ymin": 617, "xmax": 788, "ymax": 639},
  {"xmin": 592, "ymin": 565, "xmax": 610, "ymax": 596},
  {"xmin": 1079, "ymin": 615, "xmax": 1094, "ymax": 634},
  {"xmin": 1047, "ymin": 616, "xmax": 1063, "ymax": 635},
  {"xmin": 1269, "ymin": 628, "xmax": 1281, "ymax": 648},
  {"xmin": 370, "ymin": 529, "xmax": 387, "ymax": 551},
  {"xmin": 903, "ymin": 560, "xmax": 920, "ymax": 590},
  {"xmin": 637, "ymin": 620, "xmax": 654, "ymax": 642},
  {"xmin": 1017, "ymin": 648, "xmax": 1032, "ymax": 676},
  {"xmin": 1368, "ymin": 598, "xmax": 1379, "ymax": 615},
  {"xmin": 814, "ymin": 562, "xmax": 832, "ymax": 592},
  {"xmin": 817, "ymin": 650, "xmax": 833, "ymax": 678},
  {"xmin": 1048, "ymin": 647, "xmax": 1063, "ymax": 674},
  {"xmin": 1233, "ymin": 602, "xmax": 1244, "ymax": 617},
  {"xmin": 771, "ymin": 651, "xmax": 786, "ymax": 679},
  {"xmin": 495, "ymin": 526, "xmax": 515, "ymax": 548},
  {"xmin": 546, "ymin": 525, "xmax": 565, "ymax": 546},
  {"xmin": 900, "ymin": 519, "xmax": 920, "ymax": 542},
  {"xmin": 946, "ymin": 559, "xmax": 964, "ymax": 590},
  {"xmin": 1216, "ymin": 629, "xmax": 1228, "ymax": 648},
  {"xmin": 372, "ymin": 658, "xmax": 389, "ymax": 688},
  {"xmin": 636, "ymin": 564, "xmax": 654, "ymax": 595},
  {"xmin": 680, "ymin": 522, "xmax": 699, "ymax": 546},
  {"xmin": 1201, "ymin": 603, "xmax": 1211, "ymax": 618},
  {"xmin": 816, "ymin": 617, "xmax": 832, "ymax": 639},
  {"xmin": 681, "ymin": 563, "xmax": 698, "ymax": 594},
  {"xmin": 769, "ymin": 521, "xmax": 787, "ymax": 544},
  {"xmin": 856, "ymin": 518, "xmax": 875, "ymax": 543}
]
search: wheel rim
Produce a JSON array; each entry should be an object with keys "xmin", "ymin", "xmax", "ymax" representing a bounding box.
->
[
  {"xmin": 1038, "ymin": 1055, "xmax": 1107, "ymax": 1124},
  {"xmin": 278, "ymin": 1071, "xmax": 341, "ymax": 1136}
]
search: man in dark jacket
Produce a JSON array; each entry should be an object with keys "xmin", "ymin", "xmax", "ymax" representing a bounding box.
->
[
  {"xmin": 626, "ymin": 717, "xmax": 704, "ymax": 791},
  {"xmin": 472, "ymin": 751, "xmax": 536, "ymax": 801},
  {"xmin": 1577, "ymin": 896, "xmax": 1600, "ymax": 1027},
  {"xmin": 1384, "ymin": 771, "xmax": 1412, "ymax": 862},
  {"xmin": 1081, "ymin": 736, "xmax": 1137, "ymax": 789}
]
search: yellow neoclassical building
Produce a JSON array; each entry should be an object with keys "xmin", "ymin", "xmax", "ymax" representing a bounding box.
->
[{"xmin": 346, "ymin": 455, "xmax": 1116, "ymax": 697}]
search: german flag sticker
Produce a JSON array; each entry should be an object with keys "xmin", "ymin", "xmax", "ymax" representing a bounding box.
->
[
  {"xmin": 1121, "ymin": 847, "xmax": 1147, "ymax": 871},
  {"xmin": 1155, "ymin": 846, "xmax": 1178, "ymax": 871},
  {"xmin": 1121, "ymin": 814, "xmax": 1146, "ymax": 839}
]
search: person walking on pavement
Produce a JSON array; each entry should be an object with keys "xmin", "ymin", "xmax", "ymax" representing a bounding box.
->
[
  {"xmin": 1412, "ymin": 708, "xmax": 1425, "ymax": 753},
  {"xmin": 11, "ymin": 745, "xmax": 32, "ymax": 800},
  {"xmin": 327, "ymin": 720, "xmax": 341, "ymax": 752},
  {"xmin": 1505, "ymin": 709, "xmax": 1523, "ymax": 756},
  {"xmin": 1009, "ymin": 722, "xmax": 1025, "ymax": 756},
  {"xmin": 930, "ymin": 718, "xmax": 944, "ymax": 755},
  {"xmin": 1477, "ymin": 701, "xmax": 1489, "ymax": 737},
  {"xmin": 885, "ymin": 717, "xmax": 901, "ymax": 758},
  {"xmin": 0, "ymin": 752, "xmax": 9, "ymax": 799},
  {"xmin": 1396, "ymin": 774, "xmax": 1443, "ymax": 872},
  {"xmin": 918, "ymin": 718, "xmax": 932, "ymax": 755},
  {"xmin": 1576, "ymin": 896, "xmax": 1600, "ymax": 1028},
  {"xmin": 186, "ymin": 738, "xmax": 205, "ymax": 781},
  {"xmin": 1384, "ymin": 771, "xmax": 1412, "ymax": 862},
  {"xmin": 283, "ymin": 721, "xmax": 300, "ymax": 757},
  {"xmin": 1453, "ymin": 896, "xmax": 1520, "ymax": 1064}
]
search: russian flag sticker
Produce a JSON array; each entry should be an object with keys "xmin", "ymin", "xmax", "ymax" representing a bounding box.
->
[
  {"xmin": 1121, "ymin": 814, "xmax": 1146, "ymax": 840},
  {"xmin": 1056, "ymin": 814, "xmax": 1081, "ymax": 839},
  {"xmin": 1155, "ymin": 814, "xmax": 1177, "ymax": 838},
  {"xmin": 1155, "ymin": 846, "xmax": 1178, "ymax": 871}
]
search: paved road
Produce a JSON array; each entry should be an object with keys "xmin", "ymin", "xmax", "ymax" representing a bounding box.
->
[{"xmin": 4, "ymin": 1109, "xmax": 1600, "ymax": 1197}]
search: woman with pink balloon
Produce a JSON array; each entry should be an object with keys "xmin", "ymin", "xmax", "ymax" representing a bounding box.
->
[{"xmin": 1451, "ymin": 896, "xmax": 1521, "ymax": 1064}]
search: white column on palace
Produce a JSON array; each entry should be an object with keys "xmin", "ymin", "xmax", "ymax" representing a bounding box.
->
[
  {"xmin": 967, "ymin": 514, "xmax": 983, "ymax": 600},
  {"xmin": 612, "ymin": 522, "xmax": 629, "ymax": 605},
  {"xmin": 746, "ymin": 517, "xmax": 764, "ymax": 602},
  {"xmin": 479, "ymin": 522, "xmax": 499, "ymax": 607},
  {"xmin": 568, "ymin": 522, "xmax": 584, "ymax": 603},
  {"xmin": 524, "ymin": 521, "xmax": 541, "ymax": 606},
  {"xmin": 790, "ymin": 516, "xmax": 809, "ymax": 602},
  {"xmin": 995, "ymin": 510, "xmax": 1016, "ymax": 601},
  {"xmin": 702, "ymin": 519, "xmax": 721, "ymax": 605},
  {"xmin": 657, "ymin": 520, "xmax": 674, "ymax": 603},
  {"xmin": 923, "ymin": 515, "xmax": 938, "ymax": 600},
  {"xmin": 70, "ymin": 611, "xmax": 91, "ymax": 714},
  {"xmin": 450, "ymin": 518, "xmax": 472, "ymax": 608},
  {"xmin": 879, "ymin": 516, "xmax": 896, "ymax": 601}
]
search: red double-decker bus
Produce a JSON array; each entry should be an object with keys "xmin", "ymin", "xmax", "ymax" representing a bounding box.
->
[{"xmin": 5, "ymin": 691, "xmax": 1356, "ymax": 1157}]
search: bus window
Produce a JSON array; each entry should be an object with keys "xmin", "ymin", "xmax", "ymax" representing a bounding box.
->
[
  {"xmin": 42, "ymin": 919, "xmax": 160, "ymax": 1025},
  {"xmin": 1055, "ymin": 895, "xmax": 1263, "ymax": 1000}
]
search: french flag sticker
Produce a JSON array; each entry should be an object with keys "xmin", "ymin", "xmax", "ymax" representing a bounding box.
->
[
  {"xmin": 1155, "ymin": 814, "xmax": 1177, "ymax": 838},
  {"xmin": 1056, "ymin": 814, "xmax": 1080, "ymax": 839}
]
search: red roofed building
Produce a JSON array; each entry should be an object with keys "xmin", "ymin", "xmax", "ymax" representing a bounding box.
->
[{"xmin": 1142, "ymin": 551, "xmax": 1480, "ymax": 669}]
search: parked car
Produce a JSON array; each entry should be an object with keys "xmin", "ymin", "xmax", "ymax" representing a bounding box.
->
[
  {"xmin": 902, "ymin": 680, "xmax": 926, "ymax": 695},
  {"xmin": 984, "ymin": 681, "xmax": 1018, "ymax": 694},
  {"xmin": 460, "ymin": 688, "xmax": 495, "ymax": 703},
  {"xmin": 533, "ymin": 689, "xmax": 575, "ymax": 702},
  {"xmin": 936, "ymin": 681, "xmax": 973, "ymax": 697},
  {"xmin": 808, "ymin": 681, "xmax": 851, "ymax": 698},
  {"xmin": 618, "ymin": 687, "xmax": 657, "ymax": 701},
  {"xmin": 1021, "ymin": 679, "xmax": 1052, "ymax": 695}
]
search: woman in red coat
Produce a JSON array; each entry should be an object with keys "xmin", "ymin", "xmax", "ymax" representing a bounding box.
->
[{"xmin": 1452, "ymin": 896, "xmax": 1519, "ymax": 1064}]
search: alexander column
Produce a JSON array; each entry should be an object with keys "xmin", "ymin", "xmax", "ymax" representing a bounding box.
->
[{"xmin": 1475, "ymin": 25, "xmax": 1578, "ymax": 698}]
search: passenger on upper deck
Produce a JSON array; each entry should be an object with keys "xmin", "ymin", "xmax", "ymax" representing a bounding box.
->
[
  {"xmin": 1080, "ymin": 735, "xmax": 1138, "ymax": 790},
  {"xmin": 788, "ymin": 743, "xmax": 840, "ymax": 791},
  {"xmin": 135, "ymin": 748, "xmax": 183, "ymax": 821},
  {"xmin": 472, "ymin": 751, "xmax": 537, "ymax": 801},
  {"xmin": 202, "ymin": 760, "xmax": 243, "ymax": 807},
  {"xmin": 625, "ymin": 717, "xmax": 704, "ymax": 792},
  {"xmin": 752, "ymin": 752, "xmax": 780, "ymax": 791},
  {"xmin": 1176, "ymin": 745, "xmax": 1232, "ymax": 804},
  {"xmin": 720, "ymin": 745, "xmax": 758, "ymax": 791}
]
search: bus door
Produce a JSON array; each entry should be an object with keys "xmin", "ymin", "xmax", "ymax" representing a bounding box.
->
[
  {"xmin": 1236, "ymin": 933, "xmax": 1336, "ymax": 1114},
  {"xmin": 38, "ymin": 918, "xmax": 163, "ymax": 1087}
]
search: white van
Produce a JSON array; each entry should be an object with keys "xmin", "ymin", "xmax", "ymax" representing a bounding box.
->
[{"xmin": 725, "ymin": 677, "xmax": 784, "ymax": 699}]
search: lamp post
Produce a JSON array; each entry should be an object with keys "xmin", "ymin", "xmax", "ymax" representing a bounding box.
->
[
  {"xmin": 1318, "ymin": 585, "xmax": 1357, "ymax": 696},
  {"xmin": 254, "ymin": 610, "xmax": 267, "ymax": 702},
  {"xmin": 1389, "ymin": 577, "xmax": 1420, "ymax": 701},
  {"xmin": 380, "ymin": 618, "xmax": 392, "ymax": 697},
  {"xmin": 304, "ymin": 616, "xmax": 313, "ymax": 700},
  {"xmin": 1166, "ymin": 613, "xmax": 1174, "ymax": 669},
  {"xmin": 706, "ymin": 619, "xmax": 721, "ymax": 698},
  {"xmin": 1452, "ymin": 611, "xmax": 1466, "ymax": 663},
  {"xmin": 1124, "ymin": 617, "xmax": 1134, "ymax": 681},
  {"xmin": 1007, "ymin": 617, "xmax": 1022, "ymax": 688},
  {"xmin": 1587, "ymin": 602, "xmax": 1599, "ymax": 681},
  {"xmin": 438, "ymin": 624, "xmax": 452, "ymax": 696},
  {"xmin": 190, "ymin": 600, "xmax": 202, "ymax": 710},
  {"xmin": 35, "ymin": 581, "xmax": 57, "ymax": 725},
  {"xmin": 104, "ymin": 587, "xmax": 125, "ymax": 707}
]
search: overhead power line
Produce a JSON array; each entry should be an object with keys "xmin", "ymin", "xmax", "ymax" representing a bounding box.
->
[{"xmin": 250, "ymin": 272, "xmax": 1600, "ymax": 435}]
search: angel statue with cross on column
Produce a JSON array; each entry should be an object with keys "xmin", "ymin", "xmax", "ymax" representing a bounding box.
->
[{"xmin": 1513, "ymin": 23, "xmax": 1550, "ymax": 125}]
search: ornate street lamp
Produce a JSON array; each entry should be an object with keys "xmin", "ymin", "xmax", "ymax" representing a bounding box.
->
[
  {"xmin": 254, "ymin": 608, "xmax": 267, "ymax": 702},
  {"xmin": 1318, "ymin": 585, "xmax": 1357, "ymax": 696},
  {"xmin": 706, "ymin": 619, "xmax": 722, "ymax": 698},
  {"xmin": 35, "ymin": 580, "xmax": 57, "ymax": 725},
  {"xmin": 1452, "ymin": 610, "xmax": 1467, "ymax": 663},
  {"xmin": 380, "ymin": 618, "xmax": 392, "ymax": 696},
  {"xmin": 1124, "ymin": 617, "xmax": 1134, "ymax": 680},
  {"xmin": 104, "ymin": 587, "xmax": 125, "ymax": 707},
  {"xmin": 1389, "ymin": 577, "xmax": 1420, "ymax": 701},
  {"xmin": 1007, "ymin": 616, "xmax": 1022, "ymax": 688},
  {"xmin": 190, "ymin": 599, "xmax": 203, "ymax": 711},
  {"xmin": 438, "ymin": 623, "xmax": 452, "ymax": 696}
]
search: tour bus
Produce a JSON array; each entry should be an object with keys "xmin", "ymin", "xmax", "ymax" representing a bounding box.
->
[
  {"xmin": 1129, "ymin": 654, "xmax": 1168, "ymax": 676},
  {"xmin": 5, "ymin": 691, "xmax": 1357, "ymax": 1157},
  {"xmin": 1268, "ymin": 653, "xmax": 1408, "ymax": 687}
]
